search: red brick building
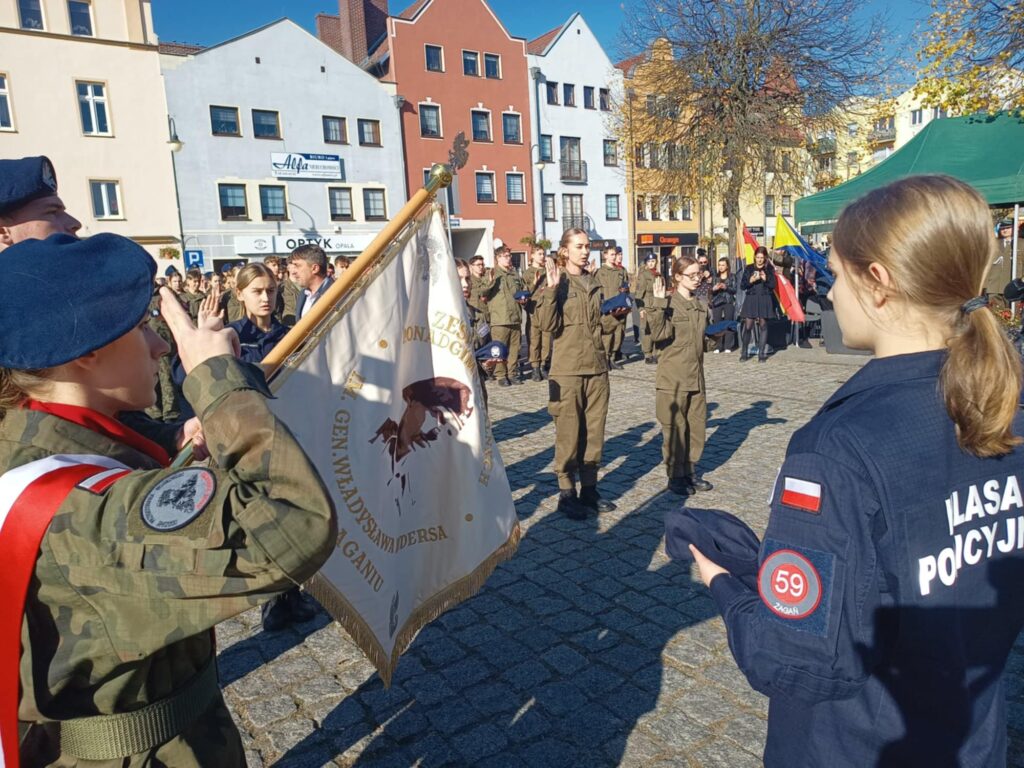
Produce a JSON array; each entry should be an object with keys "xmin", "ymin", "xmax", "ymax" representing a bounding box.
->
[{"xmin": 320, "ymin": 0, "xmax": 535, "ymax": 264}]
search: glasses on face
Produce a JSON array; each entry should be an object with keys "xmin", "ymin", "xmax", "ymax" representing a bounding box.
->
[{"xmin": 681, "ymin": 270, "xmax": 701, "ymax": 279}]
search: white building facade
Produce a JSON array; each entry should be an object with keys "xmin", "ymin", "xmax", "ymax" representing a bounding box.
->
[
  {"xmin": 526, "ymin": 14, "xmax": 628, "ymax": 265},
  {"xmin": 160, "ymin": 19, "xmax": 406, "ymax": 272}
]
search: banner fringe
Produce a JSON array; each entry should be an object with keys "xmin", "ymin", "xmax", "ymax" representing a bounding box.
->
[{"xmin": 306, "ymin": 520, "xmax": 522, "ymax": 687}]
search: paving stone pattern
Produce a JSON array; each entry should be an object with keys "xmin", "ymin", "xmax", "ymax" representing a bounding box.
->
[{"xmin": 215, "ymin": 342, "xmax": 1024, "ymax": 766}]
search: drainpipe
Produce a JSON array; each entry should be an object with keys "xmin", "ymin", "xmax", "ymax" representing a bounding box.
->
[{"xmin": 531, "ymin": 67, "xmax": 546, "ymax": 241}]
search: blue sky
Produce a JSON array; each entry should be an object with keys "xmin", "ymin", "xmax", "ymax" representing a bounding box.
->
[{"xmin": 153, "ymin": 0, "xmax": 927, "ymax": 71}]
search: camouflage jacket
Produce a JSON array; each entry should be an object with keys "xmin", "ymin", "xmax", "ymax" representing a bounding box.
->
[
  {"xmin": 6, "ymin": 356, "xmax": 337, "ymax": 767},
  {"xmin": 534, "ymin": 272, "xmax": 607, "ymax": 377}
]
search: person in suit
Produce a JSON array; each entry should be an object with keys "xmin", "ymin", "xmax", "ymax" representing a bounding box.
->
[{"xmin": 290, "ymin": 244, "xmax": 334, "ymax": 321}]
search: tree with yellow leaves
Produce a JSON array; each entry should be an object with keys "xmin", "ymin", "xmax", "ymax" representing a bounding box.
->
[{"xmin": 916, "ymin": 0, "xmax": 1024, "ymax": 113}]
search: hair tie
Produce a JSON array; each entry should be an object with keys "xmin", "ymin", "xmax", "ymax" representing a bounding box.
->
[{"xmin": 961, "ymin": 296, "xmax": 989, "ymax": 315}]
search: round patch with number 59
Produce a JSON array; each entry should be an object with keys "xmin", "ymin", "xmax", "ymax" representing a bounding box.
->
[{"xmin": 758, "ymin": 549, "xmax": 822, "ymax": 620}]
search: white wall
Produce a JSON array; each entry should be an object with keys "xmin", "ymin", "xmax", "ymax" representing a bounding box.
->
[
  {"xmin": 161, "ymin": 19, "xmax": 407, "ymax": 266},
  {"xmin": 527, "ymin": 15, "xmax": 628, "ymax": 264}
]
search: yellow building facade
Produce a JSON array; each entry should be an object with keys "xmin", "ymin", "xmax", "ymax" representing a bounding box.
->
[{"xmin": 0, "ymin": 0, "xmax": 180, "ymax": 261}]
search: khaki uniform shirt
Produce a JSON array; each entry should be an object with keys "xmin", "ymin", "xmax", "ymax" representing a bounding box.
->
[
  {"xmin": 522, "ymin": 266, "xmax": 546, "ymax": 312},
  {"xmin": 468, "ymin": 275, "xmax": 491, "ymax": 324},
  {"xmin": 634, "ymin": 269, "xmax": 658, "ymax": 308},
  {"xmin": 7, "ymin": 357, "xmax": 337, "ymax": 767},
  {"xmin": 483, "ymin": 266, "xmax": 524, "ymax": 326},
  {"xmin": 535, "ymin": 272, "xmax": 607, "ymax": 377},
  {"xmin": 595, "ymin": 265, "xmax": 627, "ymax": 302},
  {"xmin": 647, "ymin": 292, "xmax": 708, "ymax": 393}
]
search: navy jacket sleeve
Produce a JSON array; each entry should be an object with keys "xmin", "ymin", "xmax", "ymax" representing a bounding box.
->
[{"xmin": 709, "ymin": 449, "xmax": 885, "ymax": 704}]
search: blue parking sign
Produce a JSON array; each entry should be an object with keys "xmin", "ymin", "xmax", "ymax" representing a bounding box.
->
[{"xmin": 184, "ymin": 249, "xmax": 204, "ymax": 269}]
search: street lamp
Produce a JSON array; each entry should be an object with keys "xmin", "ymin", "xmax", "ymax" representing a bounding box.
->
[{"xmin": 167, "ymin": 116, "xmax": 185, "ymax": 251}]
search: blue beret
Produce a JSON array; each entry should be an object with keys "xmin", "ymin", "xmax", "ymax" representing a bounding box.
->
[
  {"xmin": 0, "ymin": 233, "xmax": 156, "ymax": 369},
  {"xmin": 513, "ymin": 290, "xmax": 531, "ymax": 302},
  {"xmin": 705, "ymin": 320, "xmax": 738, "ymax": 337},
  {"xmin": 220, "ymin": 264, "xmax": 232, "ymax": 274},
  {"xmin": 665, "ymin": 506, "xmax": 760, "ymax": 590},
  {"xmin": 203, "ymin": 271, "xmax": 213, "ymax": 279},
  {"xmin": 474, "ymin": 341, "xmax": 508, "ymax": 362},
  {"xmin": 164, "ymin": 265, "xmax": 180, "ymax": 277},
  {"xmin": 0, "ymin": 156, "xmax": 58, "ymax": 216},
  {"xmin": 601, "ymin": 293, "xmax": 633, "ymax": 314}
]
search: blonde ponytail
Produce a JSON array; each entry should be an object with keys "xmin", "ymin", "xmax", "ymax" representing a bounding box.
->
[{"xmin": 832, "ymin": 175, "xmax": 1022, "ymax": 457}]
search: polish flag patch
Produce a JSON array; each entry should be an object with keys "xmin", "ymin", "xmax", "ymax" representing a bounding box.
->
[{"xmin": 780, "ymin": 477, "xmax": 822, "ymax": 514}]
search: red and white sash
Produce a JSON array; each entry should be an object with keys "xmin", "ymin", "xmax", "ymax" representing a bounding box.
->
[{"xmin": 0, "ymin": 454, "xmax": 130, "ymax": 768}]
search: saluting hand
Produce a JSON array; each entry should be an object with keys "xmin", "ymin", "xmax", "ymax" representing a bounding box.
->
[
  {"xmin": 652, "ymin": 275, "xmax": 667, "ymax": 300},
  {"xmin": 160, "ymin": 287, "xmax": 240, "ymax": 375},
  {"xmin": 544, "ymin": 260, "xmax": 559, "ymax": 289},
  {"xmin": 197, "ymin": 287, "xmax": 223, "ymax": 326}
]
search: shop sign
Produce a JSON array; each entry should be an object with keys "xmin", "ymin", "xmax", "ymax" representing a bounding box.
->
[{"xmin": 270, "ymin": 153, "xmax": 344, "ymax": 180}]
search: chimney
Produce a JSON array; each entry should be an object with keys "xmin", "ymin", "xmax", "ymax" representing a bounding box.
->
[
  {"xmin": 316, "ymin": 13, "xmax": 349, "ymax": 57},
  {"xmin": 332, "ymin": 0, "xmax": 389, "ymax": 64}
]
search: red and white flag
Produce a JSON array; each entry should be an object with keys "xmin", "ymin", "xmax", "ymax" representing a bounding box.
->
[{"xmin": 780, "ymin": 477, "xmax": 822, "ymax": 514}]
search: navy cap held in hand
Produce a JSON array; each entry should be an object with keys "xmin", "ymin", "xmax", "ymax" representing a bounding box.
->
[
  {"xmin": 474, "ymin": 340, "xmax": 508, "ymax": 362},
  {"xmin": 0, "ymin": 156, "xmax": 58, "ymax": 216},
  {"xmin": 0, "ymin": 233, "xmax": 157, "ymax": 369},
  {"xmin": 601, "ymin": 293, "xmax": 634, "ymax": 315},
  {"xmin": 665, "ymin": 506, "xmax": 761, "ymax": 590}
]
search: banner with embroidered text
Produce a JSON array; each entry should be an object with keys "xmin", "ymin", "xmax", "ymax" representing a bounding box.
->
[{"xmin": 268, "ymin": 206, "xmax": 519, "ymax": 684}]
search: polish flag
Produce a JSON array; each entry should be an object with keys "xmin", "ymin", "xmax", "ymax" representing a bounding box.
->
[{"xmin": 781, "ymin": 477, "xmax": 822, "ymax": 513}]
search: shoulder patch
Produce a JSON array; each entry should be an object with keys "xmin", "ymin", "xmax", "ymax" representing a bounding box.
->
[
  {"xmin": 758, "ymin": 538, "xmax": 836, "ymax": 636},
  {"xmin": 780, "ymin": 476, "xmax": 822, "ymax": 514},
  {"xmin": 141, "ymin": 468, "xmax": 216, "ymax": 532}
]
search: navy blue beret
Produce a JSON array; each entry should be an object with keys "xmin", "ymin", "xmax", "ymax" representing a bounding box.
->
[
  {"xmin": 0, "ymin": 233, "xmax": 157, "ymax": 369},
  {"xmin": 220, "ymin": 264, "xmax": 232, "ymax": 274},
  {"xmin": 705, "ymin": 320, "xmax": 738, "ymax": 337},
  {"xmin": 164, "ymin": 265, "xmax": 180, "ymax": 277},
  {"xmin": 601, "ymin": 293, "xmax": 634, "ymax": 314},
  {"xmin": 513, "ymin": 290, "xmax": 531, "ymax": 302},
  {"xmin": 203, "ymin": 271, "xmax": 213, "ymax": 279},
  {"xmin": 665, "ymin": 506, "xmax": 760, "ymax": 590},
  {"xmin": 475, "ymin": 341, "xmax": 508, "ymax": 362},
  {"xmin": 0, "ymin": 156, "xmax": 58, "ymax": 216}
]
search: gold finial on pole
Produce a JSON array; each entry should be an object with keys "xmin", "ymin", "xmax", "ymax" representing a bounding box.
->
[{"xmin": 426, "ymin": 163, "xmax": 454, "ymax": 194}]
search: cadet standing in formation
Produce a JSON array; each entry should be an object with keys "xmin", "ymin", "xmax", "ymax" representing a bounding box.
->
[
  {"xmin": 691, "ymin": 175, "xmax": 1024, "ymax": 766},
  {"xmin": 0, "ymin": 156, "xmax": 81, "ymax": 250},
  {"xmin": 522, "ymin": 244, "xmax": 551, "ymax": 381},
  {"xmin": 646, "ymin": 256, "xmax": 713, "ymax": 496},
  {"xmin": 594, "ymin": 245, "xmax": 628, "ymax": 369},
  {"xmin": 484, "ymin": 244, "xmax": 527, "ymax": 386},
  {"xmin": 634, "ymin": 252, "xmax": 661, "ymax": 364},
  {"xmin": 467, "ymin": 254, "xmax": 491, "ymax": 342},
  {"xmin": 0, "ymin": 232, "xmax": 336, "ymax": 766},
  {"xmin": 535, "ymin": 228, "xmax": 616, "ymax": 519}
]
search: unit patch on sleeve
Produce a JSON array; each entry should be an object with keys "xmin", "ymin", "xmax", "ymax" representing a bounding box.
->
[
  {"xmin": 141, "ymin": 468, "xmax": 216, "ymax": 532},
  {"xmin": 758, "ymin": 538, "xmax": 836, "ymax": 636},
  {"xmin": 780, "ymin": 476, "xmax": 822, "ymax": 514}
]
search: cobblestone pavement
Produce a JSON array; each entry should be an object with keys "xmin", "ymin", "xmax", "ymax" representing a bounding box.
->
[{"xmin": 216, "ymin": 341, "xmax": 1024, "ymax": 767}]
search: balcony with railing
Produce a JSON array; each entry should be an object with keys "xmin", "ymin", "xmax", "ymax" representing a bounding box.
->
[
  {"xmin": 868, "ymin": 125, "xmax": 896, "ymax": 144},
  {"xmin": 810, "ymin": 137, "xmax": 836, "ymax": 155},
  {"xmin": 559, "ymin": 159, "xmax": 588, "ymax": 183},
  {"xmin": 561, "ymin": 214, "xmax": 594, "ymax": 233}
]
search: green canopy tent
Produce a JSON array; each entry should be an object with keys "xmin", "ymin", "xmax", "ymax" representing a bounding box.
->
[{"xmin": 795, "ymin": 112, "xmax": 1024, "ymax": 291}]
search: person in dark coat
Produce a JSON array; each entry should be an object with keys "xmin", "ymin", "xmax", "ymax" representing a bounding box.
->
[
  {"xmin": 709, "ymin": 257, "xmax": 738, "ymax": 353},
  {"xmin": 739, "ymin": 246, "xmax": 777, "ymax": 362}
]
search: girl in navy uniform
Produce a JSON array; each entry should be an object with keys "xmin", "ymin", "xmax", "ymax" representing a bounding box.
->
[{"xmin": 692, "ymin": 175, "xmax": 1024, "ymax": 767}]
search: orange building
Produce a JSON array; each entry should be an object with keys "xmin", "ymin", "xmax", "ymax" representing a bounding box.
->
[{"xmin": 320, "ymin": 0, "xmax": 535, "ymax": 264}]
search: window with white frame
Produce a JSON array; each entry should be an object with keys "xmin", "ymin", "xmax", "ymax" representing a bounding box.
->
[
  {"xmin": 782, "ymin": 195, "xmax": 792, "ymax": 216},
  {"xmin": 462, "ymin": 51, "xmax": 479, "ymax": 76},
  {"xmin": 68, "ymin": 0, "xmax": 92, "ymax": 35},
  {"xmin": 476, "ymin": 172, "xmax": 495, "ymax": 203},
  {"xmin": 358, "ymin": 119, "xmax": 381, "ymax": 146},
  {"xmin": 259, "ymin": 185, "xmax": 287, "ymax": 220},
  {"xmin": 681, "ymin": 197, "xmax": 693, "ymax": 220},
  {"xmin": 584, "ymin": 86, "xmax": 595, "ymax": 109},
  {"xmin": 502, "ymin": 113, "xmax": 521, "ymax": 144},
  {"xmin": 90, "ymin": 180, "xmax": 121, "ymax": 219},
  {"xmin": 543, "ymin": 194, "xmax": 556, "ymax": 221},
  {"xmin": 546, "ymin": 82, "xmax": 559, "ymax": 105},
  {"xmin": 322, "ymin": 115, "xmax": 347, "ymax": 143},
  {"xmin": 328, "ymin": 187, "xmax": 353, "ymax": 220},
  {"xmin": 420, "ymin": 104, "xmax": 441, "ymax": 138},
  {"xmin": 0, "ymin": 75, "xmax": 13, "ymax": 131},
  {"xmin": 363, "ymin": 188, "xmax": 387, "ymax": 219},
  {"xmin": 18, "ymin": 0, "xmax": 44, "ymax": 29},
  {"xmin": 911, "ymin": 108, "xmax": 923, "ymax": 126},
  {"xmin": 77, "ymin": 81, "xmax": 110, "ymax": 135},
  {"xmin": 563, "ymin": 83, "xmax": 576, "ymax": 107},
  {"xmin": 605, "ymin": 195, "xmax": 620, "ymax": 220},
  {"xmin": 933, "ymin": 107, "xmax": 948, "ymax": 120},
  {"xmin": 603, "ymin": 140, "xmax": 617, "ymax": 166},
  {"xmin": 764, "ymin": 195, "xmax": 775, "ymax": 217},
  {"xmin": 539, "ymin": 134, "xmax": 553, "ymax": 162},
  {"xmin": 484, "ymin": 53, "xmax": 500, "ymax": 79},
  {"xmin": 506, "ymin": 173, "xmax": 524, "ymax": 203},
  {"xmin": 218, "ymin": 184, "xmax": 247, "ymax": 219},
  {"xmin": 668, "ymin": 195, "xmax": 679, "ymax": 221},
  {"xmin": 599, "ymin": 88, "xmax": 611, "ymax": 111},
  {"xmin": 425, "ymin": 45, "xmax": 444, "ymax": 72},
  {"xmin": 471, "ymin": 110, "xmax": 490, "ymax": 142}
]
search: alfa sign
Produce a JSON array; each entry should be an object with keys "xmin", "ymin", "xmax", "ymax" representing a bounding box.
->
[{"xmin": 270, "ymin": 153, "xmax": 344, "ymax": 180}]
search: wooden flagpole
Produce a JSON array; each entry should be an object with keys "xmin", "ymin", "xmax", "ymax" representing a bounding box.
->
[{"xmin": 171, "ymin": 163, "xmax": 454, "ymax": 467}]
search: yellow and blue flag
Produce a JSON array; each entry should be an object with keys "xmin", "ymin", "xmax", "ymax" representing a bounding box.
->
[{"xmin": 774, "ymin": 215, "xmax": 833, "ymax": 286}]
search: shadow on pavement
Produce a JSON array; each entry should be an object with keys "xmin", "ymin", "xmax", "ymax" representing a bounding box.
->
[
  {"xmin": 274, "ymin": 489, "xmax": 718, "ymax": 767},
  {"xmin": 701, "ymin": 399, "xmax": 786, "ymax": 475}
]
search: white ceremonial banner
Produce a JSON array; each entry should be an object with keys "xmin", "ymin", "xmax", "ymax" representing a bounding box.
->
[{"xmin": 268, "ymin": 206, "xmax": 519, "ymax": 684}]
